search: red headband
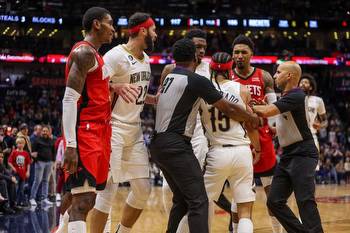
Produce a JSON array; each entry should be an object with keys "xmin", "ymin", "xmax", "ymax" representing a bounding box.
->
[
  {"xmin": 210, "ymin": 60, "xmax": 233, "ymax": 71},
  {"xmin": 128, "ymin": 18, "xmax": 155, "ymax": 34}
]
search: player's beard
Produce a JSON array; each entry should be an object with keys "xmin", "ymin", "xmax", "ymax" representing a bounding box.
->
[{"xmin": 145, "ymin": 31, "xmax": 154, "ymax": 53}]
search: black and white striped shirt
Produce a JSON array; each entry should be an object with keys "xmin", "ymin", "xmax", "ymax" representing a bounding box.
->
[{"xmin": 155, "ymin": 67, "xmax": 222, "ymax": 138}]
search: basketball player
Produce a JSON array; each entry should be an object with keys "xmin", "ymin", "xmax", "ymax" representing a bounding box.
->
[
  {"xmin": 90, "ymin": 12, "xmax": 158, "ymax": 233},
  {"xmin": 159, "ymin": 29, "xmax": 210, "ymax": 215},
  {"xmin": 57, "ymin": 8, "xmax": 139, "ymax": 233},
  {"xmin": 299, "ymin": 74, "xmax": 327, "ymax": 151},
  {"xmin": 150, "ymin": 38, "xmax": 260, "ymax": 233},
  {"xmin": 253, "ymin": 61, "xmax": 324, "ymax": 233},
  {"xmin": 62, "ymin": 7, "xmax": 114, "ymax": 233},
  {"xmin": 231, "ymin": 34, "xmax": 282, "ymax": 232},
  {"xmin": 177, "ymin": 52, "xmax": 261, "ymax": 233}
]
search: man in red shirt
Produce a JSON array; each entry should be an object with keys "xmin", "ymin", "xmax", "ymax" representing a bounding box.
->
[
  {"xmin": 8, "ymin": 137, "xmax": 31, "ymax": 206},
  {"xmin": 231, "ymin": 35, "xmax": 283, "ymax": 233}
]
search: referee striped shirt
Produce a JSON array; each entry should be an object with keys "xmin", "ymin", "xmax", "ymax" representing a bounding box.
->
[{"xmin": 155, "ymin": 67, "xmax": 222, "ymax": 138}]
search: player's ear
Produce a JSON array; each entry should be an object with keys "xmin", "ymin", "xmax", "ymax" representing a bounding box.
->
[{"xmin": 92, "ymin": 19, "xmax": 101, "ymax": 30}]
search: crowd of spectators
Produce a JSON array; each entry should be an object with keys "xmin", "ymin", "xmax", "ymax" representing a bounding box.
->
[{"xmin": 1, "ymin": 29, "xmax": 350, "ymax": 59}]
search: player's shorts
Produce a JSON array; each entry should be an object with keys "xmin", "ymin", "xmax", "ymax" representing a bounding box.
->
[
  {"xmin": 191, "ymin": 135, "xmax": 208, "ymax": 170},
  {"xmin": 204, "ymin": 144, "xmax": 255, "ymax": 203},
  {"xmin": 65, "ymin": 121, "xmax": 111, "ymax": 194},
  {"xmin": 110, "ymin": 120, "xmax": 149, "ymax": 183},
  {"xmin": 312, "ymin": 133, "xmax": 320, "ymax": 151},
  {"xmin": 254, "ymin": 125, "xmax": 277, "ymax": 176}
]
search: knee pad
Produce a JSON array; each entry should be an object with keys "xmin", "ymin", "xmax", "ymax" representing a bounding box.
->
[
  {"xmin": 126, "ymin": 178, "xmax": 151, "ymax": 209},
  {"xmin": 94, "ymin": 178, "xmax": 118, "ymax": 213}
]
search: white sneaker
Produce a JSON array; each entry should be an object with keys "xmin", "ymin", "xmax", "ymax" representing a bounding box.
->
[
  {"xmin": 41, "ymin": 198, "xmax": 53, "ymax": 206},
  {"xmin": 29, "ymin": 199, "xmax": 37, "ymax": 206}
]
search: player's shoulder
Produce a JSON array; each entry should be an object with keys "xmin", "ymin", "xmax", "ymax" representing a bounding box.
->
[
  {"xmin": 104, "ymin": 45, "xmax": 124, "ymax": 58},
  {"xmin": 70, "ymin": 44, "xmax": 95, "ymax": 63}
]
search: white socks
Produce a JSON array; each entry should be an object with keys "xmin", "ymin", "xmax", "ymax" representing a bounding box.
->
[
  {"xmin": 56, "ymin": 211, "xmax": 69, "ymax": 233},
  {"xmin": 68, "ymin": 221, "xmax": 86, "ymax": 233},
  {"xmin": 231, "ymin": 222, "xmax": 238, "ymax": 233},
  {"xmin": 237, "ymin": 218, "xmax": 253, "ymax": 233},
  {"xmin": 116, "ymin": 223, "xmax": 131, "ymax": 233}
]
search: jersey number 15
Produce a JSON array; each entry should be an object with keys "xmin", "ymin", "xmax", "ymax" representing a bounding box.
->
[{"xmin": 208, "ymin": 107, "xmax": 230, "ymax": 132}]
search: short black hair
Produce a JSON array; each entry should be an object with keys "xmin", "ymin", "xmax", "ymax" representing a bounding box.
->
[
  {"xmin": 128, "ymin": 12, "xmax": 151, "ymax": 37},
  {"xmin": 82, "ymin": 7, "xmax": 111, "ymax": 32},
  {"xmin": 232, "ymin": 34, "xmax": 254, "ymax": 52},
  {"xmin": 185, "ymin": 29, "xmax": 207, "ymax": 40},
  {"xmin": 300, "ymin": 73, "xmax": 317, "ymax": 95},
  {"xmin": 172, "ymin": 38, "xmax": 196, "ymax": 63}
]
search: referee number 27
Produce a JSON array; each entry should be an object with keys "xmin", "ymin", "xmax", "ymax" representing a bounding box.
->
[{"xmin": 161, "ymin": 77, "xmax": 174, "ymax": 94}]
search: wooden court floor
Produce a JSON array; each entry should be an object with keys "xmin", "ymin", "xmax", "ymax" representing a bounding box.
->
[{"xmin": 93, "ymin": 185, "xmax": 350, "ymax": 233}]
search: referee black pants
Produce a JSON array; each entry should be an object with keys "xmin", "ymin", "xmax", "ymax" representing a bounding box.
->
[
  {"xmin": 267, "ymin": 156, "xmax": 323, "ymax": 233},
  {"xmin": 150, "ymin": 132, "xmax": 209, "ymax": 233}
]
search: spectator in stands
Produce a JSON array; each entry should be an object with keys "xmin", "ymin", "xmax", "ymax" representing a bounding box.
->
[
  {"xmin": 324, "ymin": 158, "xmax": 338, "ymax": 184},
  {"xmin": 55, "ymin": 135, "xmax": 64, "ymax": 201},
  {"xmin": 335, "ymin": 160, "xmax": 345, "ymax": 185},
  {"xmin": 16, "ymin": 123, "xmax": 32, "ymax": 154},
  {"xmin": 344, "ymin": 156, "xmax": 350, "ymax": 184},
  {"xmin": 3, "ymin": 126, "xmax": 15, "ymax": 153},
  {"xmin": 0, "ymin": 150, "xmax": 17, "ymax": 214},
  {"xmin": 8, "ymin": 137, "xmax": 31, "ymax": 206},
  {"xmin": 30, "ymin": 124, "xmax": 42, "ymax": 144},
  {"xmin": 29, "ymin": 125, "xmax": 55, "ymax": 206}
]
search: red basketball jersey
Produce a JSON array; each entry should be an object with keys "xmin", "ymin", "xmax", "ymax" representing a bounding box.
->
[
  {"xmin": 65, "ymin": 41, "xmax": 111, "ymax": 123},
  {"xmin": 232, "ymin": 67, "xmax": 276, "ymax": 174}
]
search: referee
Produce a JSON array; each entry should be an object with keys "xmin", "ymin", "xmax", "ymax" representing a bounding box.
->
[
  {"xmin": 150, "ymin": 38, "xmax": 260, "ymax": 233},
  {"xmin": 252, "ymin": 61, "xmax": 323, "ymax": 233}
]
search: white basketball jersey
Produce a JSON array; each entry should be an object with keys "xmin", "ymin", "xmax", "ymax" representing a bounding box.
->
[
  {"xmin": 192, "ymin": 61, "xmax": 210, "ymax": 142},
  {"xmin": 201, "ymin": 81, "xmax": 251, "ymax": 146},
  {"xmin": 104, "ymin": 45, "xmax": 152, "ymax": 124},
  {"xmin": 195, "ymin": 60, "xmax": 210, "ymax": 79},
  {"xmin": 306, "ymin": 95, "xmax": 326, "ymax": 134}
]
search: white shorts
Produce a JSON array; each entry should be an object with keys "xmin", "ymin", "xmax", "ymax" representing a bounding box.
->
[
  {"xmin": 110, "ymin": 120, "xmax": 149, "ymax": 183},
  {"xmin": 312, "ymin": 134, "xmax": 320, "ymax": 151},
  {"xmin": 191, "ymin": 135, "xmax": 208, "ymax": 170},
  {"xmin": 191, "ymin": 115, "xmax": 208, "ymax": 169},
  {"xmin": 204, "ymin": 145, "xmax": 255, "ymax": 203}
]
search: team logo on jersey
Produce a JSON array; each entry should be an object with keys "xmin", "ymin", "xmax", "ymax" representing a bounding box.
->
[
  {"xmin": 128, "ymin": 55, "xmax": 137, "ymax": 65},
  {"xmin": 308, "ymin": 107, "xmax": 316, "ymax": 113},
  {"xmin": 130, "ymin": 71, "xmax": 151, "ymax": 84},
  {"xmin": 247, "ymin": 84, "xmax": 262, "ymax": 96}
]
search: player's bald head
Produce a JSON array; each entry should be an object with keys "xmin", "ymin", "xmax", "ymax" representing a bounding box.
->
[{"xmin": 279, "ymin": 61, "xmax": 302, "ymax": 82}]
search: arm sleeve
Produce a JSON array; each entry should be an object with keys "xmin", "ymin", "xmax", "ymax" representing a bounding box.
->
[
  {"xmin": 188, "ymin": 75, "xmax": 222, "ymax": 104},
  {"xmin": 273, "ymin": 91, "xmax": 304, "ymax": 113},
  {"xmin": 62, "ymin": 87, "xmax": 81, "ymax": 148},
  {"xmin": 317, "ymin": 98, "xmax": 326, "ymax": 115},
  {"xmin": 103, "ymin": 49, "xmax": 129, "ymax": 79}
]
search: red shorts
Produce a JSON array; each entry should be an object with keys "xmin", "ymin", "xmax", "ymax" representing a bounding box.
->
[
  {"xmin": 65, "ymin": 121, "xmax": 111, "ymax": 191},
  {"xmin": 253, "ymin": 125, "xmax": 277, "ymax": 175}
]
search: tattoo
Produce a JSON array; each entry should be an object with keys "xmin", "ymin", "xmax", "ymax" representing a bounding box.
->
[
  {"xmin": 66, "ymin": 46, "xmax": 96, "ymax": 94},
  {"xmin": 262, "ymin": 70, "xmax": 275, "ymax": 94}
]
